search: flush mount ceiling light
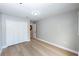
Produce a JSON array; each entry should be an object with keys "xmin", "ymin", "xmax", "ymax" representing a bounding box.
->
[
  {"xmin": 32, "ymin": 10, "xmax": 40, "ymax": 16},
  {"xmin": 19, "ymin": 3, "xmax": 24, "ymax": 6},
  {"xmin": 19, "ymin": 3, "xmax": 23, "ymax": 4}
]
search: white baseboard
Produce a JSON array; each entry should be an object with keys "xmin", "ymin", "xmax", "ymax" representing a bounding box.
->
[
  {"xmin": 36, "ymin": 37, "xmax": 78, "ymax": 55},
  {"xmin": 2, "ymin": 45, "xmax": 8, "ymax": 49}
]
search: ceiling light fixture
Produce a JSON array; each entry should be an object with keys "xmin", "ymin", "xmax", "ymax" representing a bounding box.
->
[
  {"xmin": 19, "ymin": 3, "xmax": 24, "ymax": 6},
  {"xmin": 32, "ymin": 10, "xmax": 40, "ymax": 16},
  {"xmin": 19, "ymin": 3, "xmax": 23, "ymax": 4}
]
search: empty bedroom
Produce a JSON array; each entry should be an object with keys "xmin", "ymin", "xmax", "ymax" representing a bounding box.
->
[{"xmin": 0, "ymin": 3, "xmax": 79, "ymax": 56}]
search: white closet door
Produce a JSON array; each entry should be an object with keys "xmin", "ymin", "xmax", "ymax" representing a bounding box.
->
[{"xmin": 6, "ymin": 20, "xmax": 28, "ymax": 46}]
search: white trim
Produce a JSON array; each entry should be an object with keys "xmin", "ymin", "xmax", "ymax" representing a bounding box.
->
[
  {"xmin": 36, "ymin": 37, "xmax": 78, "ymax": 55},
  {"xmin": 78, "ymin": 52, "xmax": 79, "ymax": 56},
  {"xmin": 1, "ymin": 45, "xmax": 8, "ymax": 49}
]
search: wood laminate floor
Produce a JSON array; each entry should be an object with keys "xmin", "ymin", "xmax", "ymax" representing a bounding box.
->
[{"xmin": 1, "ymin": 38, "xmax": 78, "ymax": 56}]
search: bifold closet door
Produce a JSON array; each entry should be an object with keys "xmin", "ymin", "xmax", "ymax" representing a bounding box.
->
[{"xmin": 6, "ymin": 20, "xmax": 28, "ymax": 46}]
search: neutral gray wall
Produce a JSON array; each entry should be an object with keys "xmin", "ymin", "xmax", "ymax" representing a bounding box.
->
[
  {"xmin": 36, "ymin": 11, "xmax": 78, "ymax": 52},
  {"xmin": 78, "ymin": 11, "xmax": 79, "ymax": 51}
]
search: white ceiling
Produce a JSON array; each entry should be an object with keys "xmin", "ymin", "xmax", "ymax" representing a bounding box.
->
[{"xmin": 0, "ymin": 3, "xmax": 79, "ymax": 21}]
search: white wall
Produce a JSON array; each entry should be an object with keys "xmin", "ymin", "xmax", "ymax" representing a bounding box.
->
[
  {"xmin": 1, "ymin": 14, "xmax": 30, "ymax": 47},
  {"xmin": 36, "ymin": 11, "xmax": 78, "ymax": 52}
]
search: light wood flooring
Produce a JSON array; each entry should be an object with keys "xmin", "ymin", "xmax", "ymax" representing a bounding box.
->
[{"xmin": 1, "ymin": 38, "xmax": 78, "ymax": 56}]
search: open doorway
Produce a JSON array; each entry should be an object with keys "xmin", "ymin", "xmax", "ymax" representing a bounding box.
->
[
  {"xmin": 30, "ymin": 25, "xmax": 33, "ymax": 39},
  {"xmin": 30, "ymin": 22, "xmax": 36, "ymax": 39}
]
